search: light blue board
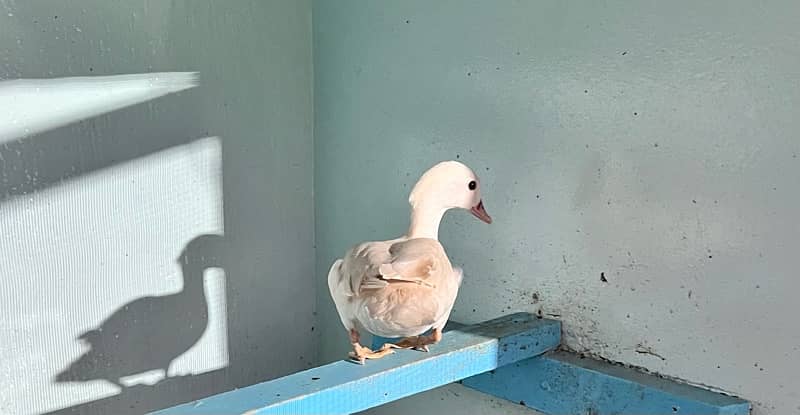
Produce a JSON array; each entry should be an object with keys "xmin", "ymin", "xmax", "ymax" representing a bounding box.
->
[
  {"xmin": 150, "ymin": 313, "xmax": 560, "ymax": 415},
  {"xmin": 462, "ymin": 351, "xmax": 750, "ymax": 415},
  {"xmin": 428, "ymin": 320, "xmax": 750, "ymax": 414}
]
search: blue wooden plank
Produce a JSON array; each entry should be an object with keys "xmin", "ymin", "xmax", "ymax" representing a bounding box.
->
[
  {"xmin": 150, "ymin": 313, "xmax": 560, "ymax": 415},
  {"xmin": 462, "ymin": 351, "xmax": 750, "ymax": 415}
]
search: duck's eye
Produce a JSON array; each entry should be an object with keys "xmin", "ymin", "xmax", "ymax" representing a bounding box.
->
[{"xmin": 468, "ymin": 180, "xmax": 477, "ymax": 190}]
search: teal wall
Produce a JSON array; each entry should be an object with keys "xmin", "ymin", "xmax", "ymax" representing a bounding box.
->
[
  {"xmin": 0, "ymin": 1, "xmax": 314, "ymax": 414},
  {"xmin": 313, "ymin": 1, "xmax": 800, "ymax": 414}
]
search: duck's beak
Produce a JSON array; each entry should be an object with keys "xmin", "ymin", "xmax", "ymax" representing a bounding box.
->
[{"xmin": 470, "ymin": 200, "xmax": 492, "ymax": 224}]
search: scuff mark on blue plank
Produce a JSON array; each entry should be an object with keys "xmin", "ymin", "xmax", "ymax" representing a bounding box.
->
[
  {"xmin": 462, "ymin": 351, "xmax": 750, "ymax": 415},
  {"xmin": 150, "ymin": 313, "xmax": 560, "ymax": 415}
]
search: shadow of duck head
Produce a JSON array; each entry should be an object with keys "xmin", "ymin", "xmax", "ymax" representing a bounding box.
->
[{"xmin": 179, "ymin": 233, "xmax": 225, "ymax": 270}]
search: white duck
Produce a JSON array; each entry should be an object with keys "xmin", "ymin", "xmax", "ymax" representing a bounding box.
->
[{"xmin": 327, "ymin": 160, "xmax": 492, "ymax": 364}]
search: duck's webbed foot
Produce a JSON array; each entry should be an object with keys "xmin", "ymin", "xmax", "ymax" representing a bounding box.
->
[
  {"xmin": 349, "ymin": 343, "xmax": 395, "ymax": 364},
  {"xmin": 348, "ymin": 329, "xmax": 395, "ymax": 364},
  {"xmin": 390, "ymin": 327, "xmax": 443, "ymax": 352}
]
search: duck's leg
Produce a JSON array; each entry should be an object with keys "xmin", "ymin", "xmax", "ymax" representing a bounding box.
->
[
  {"xmin": 348, "ymin": 329, "xmax": 394, "ymax": 364},
  {"xmin": 390, "ymin": 327, "xmax": 443, "ymax": 352}
]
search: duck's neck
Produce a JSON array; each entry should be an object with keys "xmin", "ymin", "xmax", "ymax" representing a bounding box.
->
[
  {"xmin": 180, "ymin": 262, "xmax": 208, "ymax": 300},
  {"xmin": 406, "ymin": 203, "xmax": 447, "ymax": 240}
]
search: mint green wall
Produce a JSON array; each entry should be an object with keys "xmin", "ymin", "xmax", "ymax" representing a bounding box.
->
[
  {"xmin": 313, "ymin": 1, "xmax": 800, "ymax": 414},
  {"xmin": 0, "ymin": 2, "xmax": 313, "ymax": 414}
]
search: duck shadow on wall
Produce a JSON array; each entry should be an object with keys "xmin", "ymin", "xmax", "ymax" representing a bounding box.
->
[
  {"xmin": 0, "ymin": 88, "xmax": 240, "ymax": 414},
  {"xmin": 45, "ymin": 233, "xmax": 230, "ymax": 415}
]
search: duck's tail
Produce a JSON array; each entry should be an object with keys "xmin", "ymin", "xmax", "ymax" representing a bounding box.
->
[
  {"xmin": 327, "ymin": 259, "xmax": 357, "ymax": 332},
  {"xmin": 54, "ymin": 352, "xmax": 96, "ymax": 383}
]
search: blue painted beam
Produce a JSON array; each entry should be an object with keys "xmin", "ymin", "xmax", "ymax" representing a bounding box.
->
[
  {"xmin": 462, "ymin": 351, "xmax": 750, "ymax": 415},
  {"xmin": 150, "ymin": 313, "xmax": 560, "ymax": 415}
]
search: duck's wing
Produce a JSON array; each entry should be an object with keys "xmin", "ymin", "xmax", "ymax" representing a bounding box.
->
[
  {"xmin": 328, "ymin": 239, "xmax": 413, "ymax": 332},
  {"xmin": 360, "ymin": 238, "xmax": 445, "ymax": 291},
  {"xmin": 76, "ymin": 299, "xmax": 144, "ymax": 345},
  {"xmin": 360, "ymin": 240, "xmax": 454, "ymax": 333}
]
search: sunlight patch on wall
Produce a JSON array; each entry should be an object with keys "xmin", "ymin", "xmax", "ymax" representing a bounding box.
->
[
  {"xmin": 0, "ymin": 72, "xmax": 198, "ymax": 144},
  {"xmin": 0, "ymin": 136, "xmax": 225, "ymax": 415}
]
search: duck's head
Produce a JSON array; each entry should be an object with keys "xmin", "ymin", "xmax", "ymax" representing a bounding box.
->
[
  {"xmin": 179, "ymin": 233, "xmax": 225, "ymax": 268},
  {"xmin": 408, "ymin": 160, "xmax": 492, "ymax": 224}
]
